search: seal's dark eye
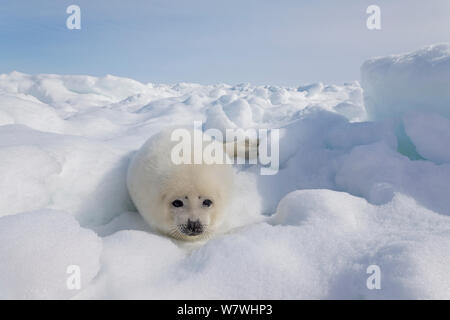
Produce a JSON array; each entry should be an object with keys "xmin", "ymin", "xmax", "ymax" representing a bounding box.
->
[
  {"xmin": 172, "ymin": 200, "xmax": 184, "ymax": 208},
  {"xmin": 202, "ymin": 199, "xmax": 213, "ymax": 207}
]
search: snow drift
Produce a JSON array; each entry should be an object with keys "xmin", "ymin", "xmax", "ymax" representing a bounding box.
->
[{"xmin": 0, "ymin": 43, "xmax": 450, "ymax": 299}]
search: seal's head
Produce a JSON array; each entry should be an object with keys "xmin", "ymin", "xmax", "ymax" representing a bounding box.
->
[
  {"xmin": 167, "ymin": 195, "xmax": 216, "ymax": 239},
  {"xmin": 158, "ymin": 164, "xmax": 232, "ymax": 241}
]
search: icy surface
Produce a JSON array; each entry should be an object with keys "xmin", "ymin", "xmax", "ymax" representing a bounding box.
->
[
  {"xmin": 361, "ymin": 43, "xmax": 450, "ymax": 121},
  {"xmin": 403, "ymin": 111, "xmax": 450, "ymax": 164},
  {"xmin": 1, "ymin": 44, "xmax": 450, "ymax": 299}
]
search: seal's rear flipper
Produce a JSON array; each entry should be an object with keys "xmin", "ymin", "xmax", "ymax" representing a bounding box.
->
[{"xmin": 224, "ymin": 137, "xmax": 259, "ymax": 163}]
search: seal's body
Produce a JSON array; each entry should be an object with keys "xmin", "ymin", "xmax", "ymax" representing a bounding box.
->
[{"xmin": 127, "ymin": 128, "xmax": 234, "ymax": 241}]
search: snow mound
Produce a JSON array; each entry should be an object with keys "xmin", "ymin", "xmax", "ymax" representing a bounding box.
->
[
  {"xmin": 77, "ymin": 190, "xmax": 450, "ymax": 299},
  {"xmin": 0, "ymin": 125, "xmax": 133, "ymax": 225},
  {"xmin": 269, "ymin": 190, "xmax": 450, "ymax": 299},
  {"xmin": 76, "ymin": 230, "xmax": 184, "ymax": 299},
  {"xmin": 0, "ymin": 210, "xmax": 102, "ymax": 299}
]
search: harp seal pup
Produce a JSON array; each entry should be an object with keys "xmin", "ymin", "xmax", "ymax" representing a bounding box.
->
[{"xmin": 127, "ymin": 128, "xmax": 254, "ymax": 241}]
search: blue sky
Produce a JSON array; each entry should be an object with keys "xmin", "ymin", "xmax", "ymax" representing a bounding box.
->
[{"xmin": 0, "ymin": 0, "xmax": 449, "ymax": 85}]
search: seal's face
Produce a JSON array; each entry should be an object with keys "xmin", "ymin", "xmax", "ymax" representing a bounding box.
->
[{"xmin": 165, "ymin": 193, "xmax": 219, "ymax": 240}]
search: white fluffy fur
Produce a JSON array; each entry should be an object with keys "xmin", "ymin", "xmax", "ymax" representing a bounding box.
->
[{"xmin": 127, "ymin": 128, "xmax": 235, "ymax": 241}]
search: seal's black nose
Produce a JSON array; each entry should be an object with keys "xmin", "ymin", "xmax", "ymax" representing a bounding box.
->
[{"xmin": 184, "ymin": 219, "xmax": 203, "ymax": 236}]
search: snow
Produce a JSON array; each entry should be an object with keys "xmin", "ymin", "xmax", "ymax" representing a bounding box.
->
[
  {"xmin": 0, "ymin": 210, "xmax": 101, "ymax": 299},
  {"xmin": 0, "ymin": 125, "xmax": 133, "ymax": 225},
  {"xmin": 1, "ymin": 44, "xmax": 450, "ymax": 299},
  {"xmin": 76, "ymin": 191, "xmax": 450, "ymax": 300}
]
